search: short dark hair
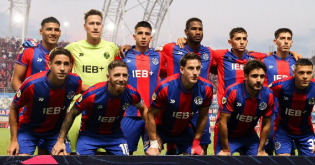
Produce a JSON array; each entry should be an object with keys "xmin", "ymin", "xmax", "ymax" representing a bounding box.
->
[
  {"xmin": 244, "ymin": 60, "xmax": 267, "ymax": 75},
  {"xmin": 180, "ymin": 53, "xmax": 201, "ymax": 67},
  {"xmin": 295, "ymin": 58, "xmax": 313, "ymax": 68},
  {"xmin": 49, "ymin": 47, "xmax": 72, "ymax": 62},
  {"xmin": 135, "ymin": 21, "xmax": 152, "ymax": 31},
  {"xmin": 185, "ymin": 17, "xmax": 202, "ymax": 30},
  {"xmin": 41, "ymin": 17, "xmax": 60, "ymax": 27},
  {"xmin": 84, "ymin": 9, "xmax": 103, "ymax": 22},
  {"xmin": 229, "ymin": 27, "xmax": 247, "ymax": 39},
  {"xmin": 108, "ymin": 60, "xmax": 129, "ymax": 73},
  {"xmin": 274, "ymin": 28, "xmax": 293, "ymax": 39}
]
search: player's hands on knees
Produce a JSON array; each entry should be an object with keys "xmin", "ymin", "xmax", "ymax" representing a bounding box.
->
[
  {"xmin": 7, "ymin": 141, "xmax": 19, "ymax": 155},
  {"xmin": 311, "ymin": 146, "xmax": 315, "ymax": 154},
  {"xmin": 257, "ymin": 150, "xmax": 268, "ymax": 156},
  {"xmin": 191, "ymin": 138, "xmax": 204, "ymax": 155},
  {"xmin": 175, "ymin": 37, "xmax": 187, "ymax": 48},
  {"xmin": 146, "ymin": 140, "xmax": 161, "ymax": 155},
  {"xmin": 116, "ymin": 45, "xmax": 131, "ymax": 59},
  {"xmin": 217, "ymin": 150, "xmax": 231, "ymax": 156},
  {"xmin": 51, "ymin": 141, "xmax": 67, "ymax": 155}
]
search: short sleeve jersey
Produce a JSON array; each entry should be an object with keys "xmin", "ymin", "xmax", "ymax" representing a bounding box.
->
[
  {"xmin": 162, "ymin": 43, "xmax": 216, "ymax": 80},
  {"xmin": 217, "ymin": 81, "xmax": 274, "ymax": 137},
  {"xmin": 66, "ymin": 39, "xmax": 118, "ymax": 86},
  {"xmin": 121, "ymin": 46, "xmax": 166, "ymax": 117},
  {"xmin": 151, "ymin": 73, "xmax": 213, "ymax": 136},
  {"xmin": 75, "ymin": 82, "xmax": 143, "ymax": 135},
  {"xmin": 16, "ymin": 42, "xmax": 50, "ymax": 80},
  {"xmin": 270, "ymin": 77, "xmax": 315, "ymax": 135},
  {"xmin": 13, "ymin": 70, "xmax": 82, "ymax": 134}
]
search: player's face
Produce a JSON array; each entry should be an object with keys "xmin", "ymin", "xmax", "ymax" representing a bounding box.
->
[
  {"xmin": 133, "ymin": 27, "xmax": 152, "ymax": 48},
  {"xmin": 40, "ymin": 22, "xmax": 61, "ymax": 46},
  {"xmin": 107, "ymin": 67, "xmax": 129, "ymax": 95},
  {"xmin": 84, "ymin": 15, "xmax": 103, "ymax": 40},
  {"xmin": 185, "ymin": 21, "xmax": 203, "ymax": 43},
  {"xmin": 180, "ymin": 59, "xmax": 201, "ymax": 85},
  {"xmin": 228, "ymin": 32, "xmax": 248, "ymax": 52},
  {"xmin": 245, "ymin": 68, "xmax": 265, "ymax": 91},
  {"xmin": 274, "ymin": 32, "xmax": 293, "ymax": 53},
  {"xmin": 48, "ymin": 54, "xmax": 72, "ymax": 81},
  {"xmin": 293, "ymin": 65, "xmax": 313, "ymax": 90}
]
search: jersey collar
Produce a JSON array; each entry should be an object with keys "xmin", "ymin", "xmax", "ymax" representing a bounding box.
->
[
  {"xmin": 45, "ymin": 70, "xmax": 69, "ymax": 90},
  {"xmin": 242, "ymin": 81, "xmax": 262, "ymax": 100},
  {"xmin": 130, "ymin": 46, "xmax": 151, "ymax": 56},
  {"xmin": 38, "ymin": 42, "xmax": 50, "ymax": 55},
  {"xmin": 184, "ymin": 44, "xmax": 201, "ymax": 55},
  {"xmin": 272, "ymin": 52, "xmax": 293, "ymax": 61}
]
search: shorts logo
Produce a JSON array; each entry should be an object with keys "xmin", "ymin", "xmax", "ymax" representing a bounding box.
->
[
  {"xmin": 67, "ymin": 91, "xmax": 76, "ymax": 99},
  {"xmin": 17, "ymin": 90, "xmax": 21, "ymax": 98},
  {"xmin": 194, "ymin": 96, "xmax": 203, "ymax": 105},
  {"xmin": 308, "ymin": 97, "xmax": 315, "ymax": 105},
  {"xmin": 152, "ymin": 58, "xmax": 159, "ymax": 65},
  {"xmin": 259, "ymin": 102, "xmax": 267, "ymax": 110},
  {"xmin": 222, "ymin": 97, "xmax": 227, "ymax": 105},
  {"xmin": 122, "ymin": 103, "xmax": 130, "ymax": 110},
  {"xmin": 152, "ymin": 93, "xmax": 156, "ymax": 100},
  {"xmin": 203, "ymin": 53, "xmax": 209, "ymax": 60},
  {"xmin": 104, "ymin": 52, "xmax": 110, "ymax": 59},
  {"xmin": 275, "ymin": 142, "xmax": 281, "ymax": 150}
]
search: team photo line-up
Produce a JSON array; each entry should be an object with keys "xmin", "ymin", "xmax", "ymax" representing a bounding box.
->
[{"xmin": 6, "ymin": 8, "xmax": 315, "ymax": 156}]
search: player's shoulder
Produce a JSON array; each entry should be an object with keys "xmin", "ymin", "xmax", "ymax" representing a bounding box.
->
[
  {"xmin": 67, "ymin": 72, "xmax": 82, "ymax": 83},
  {"xmin": 270, "ymin": 76, "xmax": 293, "ymax": 87},
  {"xmin": 197, "ymin": 76, "xmax": 213, "ymax": 87},
  {"xmin": 125, "ymin": 84, "xmax": 138, "ymax": 93},
  {"xmin": 156, "ymin": 73, "xmax": 179, "ymax": 90},
  {"xmin": 101, "ymin": 40, "xmax": 118, "ymax": 49},
  {"xmin": 20, "ymin": 71, "xmax": 46, "ymax": 90}
]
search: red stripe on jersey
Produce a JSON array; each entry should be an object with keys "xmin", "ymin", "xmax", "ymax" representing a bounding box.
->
[
  {"xmin": 170, "ymin": 91, "xmax": 192, "ymax": 136},
  {"xmin": 18, "ymin": 85, "xmax": 35, "ymax": 129},
  {"xmin": 45, "ymin": 54, "xmax": 50, "ymax": 70},
  {"xmin": 34, "ymin": 88, "xmax": 66, "ymax": 132},
  {"xmin": 277, "ymin": 60, "xmax": 290, "ymax": 79},
  {"xmin": 136, "ymin": 55, "xmax": 150, "ymax": 116},
  {"xmin": 162, "ymin": 43, "xmax": 176, "ymax": 77},
  {"xmin": 25, "ymin": 49, "xmax": 34, "ymax": 78},
  {"xmin": 155, "ymin": 87, "xmax": 168, "ymax": 125},
  {"xmin": 99, "ymin": 98, "xmax": 121, "ymax": 134},
  {"xmin": 80, "ymin": 93, "xmax": 96, "ymax": 132},
  {"xmin": 288, "ymin": 93, "xmax": 306, "ymax": 134}
]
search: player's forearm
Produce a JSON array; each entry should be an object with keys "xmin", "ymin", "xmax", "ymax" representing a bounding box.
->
[
  {"xmin": 9, "ymin": 103, "xmax": 19, "ymax": 142},
  {"xmin": 194, "ymin": 110, "xmax": 208, "ymax": 140},
  {"xmin": 218, "ymin": 121, "xmax": 230, "ymax": 150},
  {"xmin": 58, "ymin": 109, "xmax": 80, "ymax": 142},
  {"xmin": 11, "ymin": 78, "xmax": 22, "ymax": 92},
  {"xmin": 146, "ymin": 112, "xmax": 158, "ymax": 140},
  {"xmin": 258, "ymin": 118, "xmax": 271, "ymax": 152}
]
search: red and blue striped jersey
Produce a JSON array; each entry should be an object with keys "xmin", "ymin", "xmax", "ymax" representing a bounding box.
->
[
  {"xmin": 16, "ymin": 42, "xmax": 50, "ymax": 80},
  {"xmin": 121, "ymin": 46, "xmax": 166, "ymax": 117},
  {"xmin": 162, "ymin": 43, "xmax": 216, "ymax": 80},
  {"xmin": 75, "ymin": 82, "xmax": 143, "ymax": 135},
  {"xmin": 217, "ymin": 81, "xmax": 274, "ymax": 137},
  {"xmin": 151, "ymin": 73, "xmax": 213, "ymax": 136},
  {"xmin": 270, "ymin": 77, "xmax": 315, "ymax": 135},
  {"xmin": 263, "ymin": 53, "xmax": 295, "ymax": 85},
  {"xmin": 213, "ymin": 49, "xmax": 267, "ymax": 108},
  {"xmin": 13, "ymin": 70, "xmax": 82, "ymax": 134}
]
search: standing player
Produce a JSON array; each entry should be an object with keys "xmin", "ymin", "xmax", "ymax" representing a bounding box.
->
[
  {"xmin": 145, "ymin": 53, "xmax": 213, "ymax": 155},
  {"xmin": 51, "ymin": 60, "xmax": 147, "ymax": 155},
  {"xmin": 7, "ymin": 48, "xmax": 82, "ymax": 155},
  {"xmin": 215, "ymin": 60, "xmax": 274, "ymax": 156},
  {"xmin": 11, "ymin": 17, "xmax": 61, "ymax": 91},
  {"xmin": 119, "ymin": 21, "xmax": 165, "ymax": 155},
  {"xmin": 65, "ymin": 9, "xmax": 119, "ymax": 154},
  {"xmin": 262, "ymin": 28, "xmax": 296, "ymax": 155},
  {"xmin": 269, "ymin": 58, "xmax": 315, "ymax": 156}
]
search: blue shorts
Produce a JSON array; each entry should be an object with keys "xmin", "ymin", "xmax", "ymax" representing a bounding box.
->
[
  {"xmin": 215, "ymin": 132, "xmax": 260, "ymax": 155},
  {"xmin": 121, "ymin": 117, "xmax": 145, "ymax": 152},
  {"xmin": 190, "ymin": 113, "xmax": 211, "ymax": 145},
  {"xmin": 18, "ymin": 130, "xmax": 71, "ymax": 155},
  {"xmin": 144, "ymin": 126, "xmax": 194, "ymax": 154},
  {"xmin": 76, "ymin": 131, "xmax": 128, "ymax": 155},
  {"xmin": 274, "ymin": 126, "xmax": 315, "ymax": 156}
]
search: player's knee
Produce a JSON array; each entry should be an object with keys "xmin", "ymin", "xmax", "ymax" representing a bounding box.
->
[{"xmin": 277, "ymin": 153, "xmax": 291, "ymax": 156}]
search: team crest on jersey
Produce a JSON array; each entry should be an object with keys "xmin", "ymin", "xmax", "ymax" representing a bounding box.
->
[
  {"xmin": 152, "ymin": 58, "xmax": 159, "ymax": 65},
  {"xmin": 122, "ymin": 103, "xmax": 130, "ymax": 110},
  {"xmin": 126, "ymin": 58, "xmax": 131, "ymax": 63},
  {"xmin": 222, "ymin": 97, "xmax": 227, "ymax": 105},
  {"xmin": 275, "ymin": 142, "xmax": 281, "ymax": 150},
  {"xmin": 104, "ymin": 52, "xmax": 110, "ymax": 59},
  {"xmin": 259, "ymin": 102, "xmax": 267, "ymax": 110},
  {"xmin": 291, "ymin": 65, "xmax": 295, "ymax": 71},
  {"xmin": 152, "ymin": 93, "xmax": 157, "ymax": 100},
  {"xmin": 67, "ymin": 91, "xmax": 76, "ymax": 99},
  {"xmin": 202, "ymin": 53, "xmax": 209, "ymax": 60},
  {"xmin": 308, "ymin": 98, "xmax": 315, "ymax": 105},
  {"xmin": 194, "ymin": 96, "xmax": 203, "ymax": 105},
  {"xmin": 17, "ymin": 90, "xmax": 21, "ymax": 98}
]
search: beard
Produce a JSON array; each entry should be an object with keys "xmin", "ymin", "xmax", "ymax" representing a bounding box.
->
[
  {"xmin": 247, "ymin": 82, "xmax": 263, "ymax": 91},
  {"xmin": 110, "ymin": 80, "xmax": 126, "ymax": 94}
]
